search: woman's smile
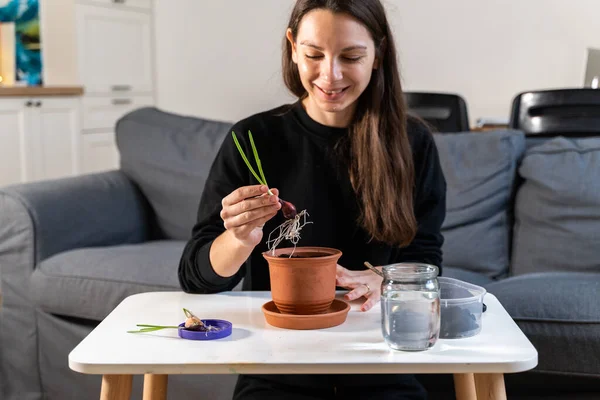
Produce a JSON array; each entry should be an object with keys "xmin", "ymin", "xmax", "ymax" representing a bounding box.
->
[{"xmin": 314, "ymin": 84, "xmax": 350, "ymax": 101}]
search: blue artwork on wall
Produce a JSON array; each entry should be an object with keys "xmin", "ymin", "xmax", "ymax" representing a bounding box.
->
[{"xmin": 0, "ymin": 0, "xmax": 43, "ymax": 85}]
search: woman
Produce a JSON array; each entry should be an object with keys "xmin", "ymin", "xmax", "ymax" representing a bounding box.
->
[{"xmin": 179, "ymin": 0, "xmax": 446, "ymax": 398}]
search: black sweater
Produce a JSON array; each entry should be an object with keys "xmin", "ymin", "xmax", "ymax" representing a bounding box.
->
[{"xmin": 178, "ymin": 101, "xmax": 447, "ymax": 293}]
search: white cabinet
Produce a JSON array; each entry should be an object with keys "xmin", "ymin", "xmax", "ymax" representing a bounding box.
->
[
  {"xmin": 33, "ymin": 98, "xmax": 82, "ymax": 181},
  {"xmin": 75, "ymin": 3, "xmax": 154, "ymax": 95},
  {"xmin": 77, "ymin": 0, "xmax": 152, "ymax": 11},
  {"xmin": 0, "ymin": 99, "xmax": 28, "ymax": 186},
  {"xmin": 82, "ymin": 95, "xmax": 154, "ymax": 130},
  {"xmin": 74, "ymin": 0, "xmax": 155, "ymax": 174},
  {"xmin": 81, "ymin": 131, "xmax": 120, "ymax": 174},
  {"xmin": 2, "ymin": 1, "xmax": 156, "ymax": 185},
  {"xmin": 0, "ymin": 97, "xmax": 81, "ymax": 187}
]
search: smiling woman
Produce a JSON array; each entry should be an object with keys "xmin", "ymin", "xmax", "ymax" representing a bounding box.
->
[
  {"xmin": 282, "ymin": 1, "xmax": 419, "ymax": 251},
  {"xmin": 285, "ymin": 11, "xmax": 376, "ymax": 126},
  {"xmin": 178, "ymin": 0, "xmax": 447, "ymax": 399}
]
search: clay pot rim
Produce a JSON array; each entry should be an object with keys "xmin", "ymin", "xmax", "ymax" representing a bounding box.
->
[
  {"xmin": 262, "ymin": 246, "xmax": 342, "ymax": 261},
  {"xmin": 262, "ymin": 299, "xmax": 350, "ymax": 319}
]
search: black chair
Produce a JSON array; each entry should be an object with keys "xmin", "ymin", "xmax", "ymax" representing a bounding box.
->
[
  {"xmin": 509, "ymin": 88, "xmax": 600, "ymax": 137},
  {"xmin": 404, "ymin": 92, "xmax": 470, "ymax": 133}
]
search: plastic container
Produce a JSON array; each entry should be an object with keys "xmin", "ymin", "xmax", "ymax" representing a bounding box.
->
[{"xmin": 438, "ymin": 277, "xmax": 486, "ymax": 339}]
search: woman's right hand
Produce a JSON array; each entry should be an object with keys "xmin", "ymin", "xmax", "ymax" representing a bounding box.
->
[{"xmin": 220, "ymin": 185, "xmax": 281, "ymax": 248}]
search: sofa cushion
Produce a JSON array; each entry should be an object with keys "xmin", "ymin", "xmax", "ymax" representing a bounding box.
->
[
  {"xmin": 433, "ymin": 130, "xmax": 526, "ymax": 278},
  {"xmin": 442, "ymin": 266, "xmax": 494, "ymax": 287},
  {"xmin": 30, "ymin": 241, "xmax": 185, "ymax": 321},
  {"xmin": 116, "ymin": 107, "xmax": 232, "ymax": 240},
  {"xmin": 485, "ymin": 272, "xmax": 600, "ymax": 376},
  {"xmin": 512, "ymin": 137, "xmax": 600, "ymax": 276}
]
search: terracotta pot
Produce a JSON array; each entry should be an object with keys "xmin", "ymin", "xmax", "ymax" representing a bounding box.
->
[{"xmin": 263, "ymin": 247, "xmax": 342, "ymax": 315}]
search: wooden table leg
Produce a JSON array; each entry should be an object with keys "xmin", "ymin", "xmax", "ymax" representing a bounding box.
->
[
  {"xmin": 454, "ymin": 373, "xmax": 477, "ymax": 400},
  {"xmin": 143, "ymin": 374, "xmax": 168, "ymax": 400},
  {"xmin": 100, "ymin": 375, "xmax": 133, "ymax": 400},
  {"xmin": 474, "ymin": 373, "xmax": 507, "ymax": 400}
]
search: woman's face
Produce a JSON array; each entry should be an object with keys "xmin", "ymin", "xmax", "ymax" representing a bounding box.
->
[{"xmin": 287, "ymin": 9, "xmax": 378, "ymax": 127}]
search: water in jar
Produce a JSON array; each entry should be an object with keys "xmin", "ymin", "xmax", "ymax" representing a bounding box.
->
[{"xmin": 381, "ymin": 290, "xmax": 440, "ymax": 351}]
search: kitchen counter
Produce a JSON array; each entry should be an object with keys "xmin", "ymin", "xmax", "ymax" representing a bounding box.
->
[{"xmin": 0, "ymin": 86, "xmax": 84, "ymax": 97}]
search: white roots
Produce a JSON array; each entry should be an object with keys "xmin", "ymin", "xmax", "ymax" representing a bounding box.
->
[{"xmin": 267, "ymin": 210, "xmax": 312, "ymax": 256}]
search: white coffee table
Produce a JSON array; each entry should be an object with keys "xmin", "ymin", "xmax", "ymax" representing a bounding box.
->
[{"xmin": 69, "ymin": 291, "xmax": 537, "ymax": 400}]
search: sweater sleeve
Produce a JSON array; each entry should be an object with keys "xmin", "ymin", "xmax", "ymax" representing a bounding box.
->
[
  {"xmin": 178, "ymin": 123, "xmax": 251, "ymax": 294},
  {"xmin": 395, "ymin": 124, "xmax": 447, "ymax": 272}
]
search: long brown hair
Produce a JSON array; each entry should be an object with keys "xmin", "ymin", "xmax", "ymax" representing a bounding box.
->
[{"xmin": 282, "ymin": 0, "xmax": 417, "ymax": 247}]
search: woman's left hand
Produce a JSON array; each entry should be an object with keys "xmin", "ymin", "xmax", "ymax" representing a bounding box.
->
[{"xmin": 336, "ymin": 264, "xmax": 383, "ymax": 312}]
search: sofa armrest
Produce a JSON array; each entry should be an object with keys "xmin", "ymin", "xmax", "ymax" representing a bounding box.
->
[
  {"xmin": 0, "ymin": 171, "xmax": 149, "ymax": 267},
  {"xmin": 485, "ymin": 272, "xmax": 600, "ymax": 376}
]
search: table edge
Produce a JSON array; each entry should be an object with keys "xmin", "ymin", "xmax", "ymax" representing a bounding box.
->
[{"xmin": 68, "ymin": 356, "xmax": 538, "ymax": 376}]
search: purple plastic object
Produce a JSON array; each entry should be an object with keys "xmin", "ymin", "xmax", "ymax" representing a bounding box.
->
[{"xmin": 177, "ymin": 320, "xmax": 232, "ymax": 340}]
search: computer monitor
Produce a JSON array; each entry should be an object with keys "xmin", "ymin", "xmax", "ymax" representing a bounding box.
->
[{"xmin": 583, "ymin": 47, "xmax": 600, "ymax": 89}]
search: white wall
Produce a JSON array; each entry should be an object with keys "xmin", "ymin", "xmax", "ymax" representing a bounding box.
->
[
  {"xmin": 387, "ymin": 0, "xmax": 600, "ymax": 125},
  {"xmin": 154, "ymin": 0, "xmax": 294, "ymax": 123},
  {"xmin": 155, "ymin": 0, "xmax": 600, "ymax": 125},
  {"xmin": 40, "ymin": 0, "xmax": 78, "ymax": 86}
]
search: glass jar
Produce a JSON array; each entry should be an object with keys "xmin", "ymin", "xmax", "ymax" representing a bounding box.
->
[{"xmin": 380, "ymin": 263, "xmax": 440, "ymax": 351}]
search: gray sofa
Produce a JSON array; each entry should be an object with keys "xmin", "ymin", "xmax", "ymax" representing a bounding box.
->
[{"xmin": 0, "ymin": 107, "xmax": 598, "ymax": 400}]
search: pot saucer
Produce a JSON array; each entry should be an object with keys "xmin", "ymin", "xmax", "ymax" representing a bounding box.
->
[{"xmin": 262, "ymin": 299, "xmax": 350, "ymax": 330}]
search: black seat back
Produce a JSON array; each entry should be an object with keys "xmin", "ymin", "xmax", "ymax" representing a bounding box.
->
[
  {"xmin": 509, "ymin": 89, "xmax": 600, "ymax": 137},
  {"xmin": 404, "ymin": 92, "xmax": 470, "ymax": 133}
]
